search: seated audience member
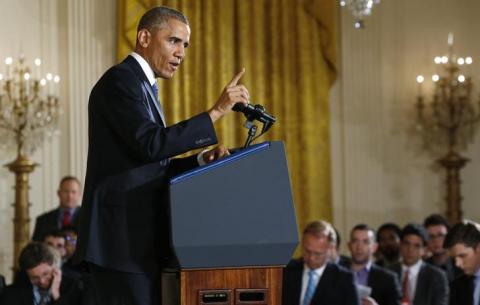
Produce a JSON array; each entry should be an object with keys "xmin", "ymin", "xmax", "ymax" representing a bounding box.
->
[
  {"xmin": 32, "ymin": 176, "xmax": 82, "ymax": 242},
  {"xmin": 282, "ymin": 220, "xmax": 360, "ymax": 305},
  {"xmin": 389, "ymin": 224, "xmax": 448, "ymax": 305},
  {"xmin": 0, "ymin": 242, "xmax": 82, "ymax": 305},
  {"xmin": 60, "ymin": 226, "xmax": 82, "ymax": 279},
  {"xmin": 443, "ymin": 221, "xmax": 480, "ymax": 305},
  {"xmin": 375, "ymin": 223, "xmax": 402, "ymax": 268},
  {"xmin": 331, "ymin": 227, "xmax": 352, "ymax": 266},
  {"xmin": 43, "ymin": 230, "xmax": 67, "ymax": 262},
  {"xmin": 342, "ymin": 224, "xmax": 401, "ymax": 305},
  {"xmin": 423, "ymin": 214, "xmax": 463, "ymax": 282}
]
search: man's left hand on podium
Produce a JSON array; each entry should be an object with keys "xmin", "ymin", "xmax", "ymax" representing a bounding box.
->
[{"xmin": 202, "ymin": 145, "xmax": 230, "ymax": 164}]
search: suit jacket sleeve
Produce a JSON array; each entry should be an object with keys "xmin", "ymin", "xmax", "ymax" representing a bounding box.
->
[
  {"xmin": 97, "ymin": 68, "xmax": 217, "ymax": 163},
  {"xmin": 432, "ymin": 269, "xmax": 449, "ymax": 305}
]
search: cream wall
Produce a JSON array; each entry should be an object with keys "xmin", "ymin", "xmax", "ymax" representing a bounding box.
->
[
  {"xmin": 0, "ymin": 0, "xmax": 115, "ymax": 282},
  {"xmin": 331, "ymin": 0, "xmax": 480, "ymax": 251}
]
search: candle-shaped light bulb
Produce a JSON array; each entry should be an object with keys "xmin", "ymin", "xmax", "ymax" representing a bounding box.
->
[
  {"xmin": 457, "ymin": 58, "xmax": 465, "ymax": 65},
  {"xmin": 465, "ymin": 57, "xmax": 473, "ymax": 65},
  {"xmin": 448, "ymin": 32, "xmax": 454, "ymax": 46},
  {"xmin": 416, "ymin": 75, "xmax": 424, "ymax": 83},
  {"xmin": 458, "ymin": 75, "xmax": 466, "ymax": 83},
  {"xmin": 40, "ymin": 78, "xmax": 47, "ymax": 86},
  {"xmin": 46, "ymin": 73, "xmax": 53, "ymax": 81},
  {"xmin": 432, "ymin": 74, "xmax": 440, "ymax": 82},
  {"xmin": 434, "ymin": 56, "xmax": 442, "ymax": 64},
  {"xmin": 0, "ymin": 73, "xmax": 3, "ymax": 81},
  {"xmin": 5, "ymin": 57, "xmax": 13, "ymax": 65},
  {"xmin": 34, "ymin": 58, "xmax": 41, "ymax": 66},
  {"xmin": 53, "ymin": 75, "xmax": 60, "ymax": 83},
  {"xmin": 340, "ymin": 0, "xmax": 346, "ymax": 6},
  {"xmin": 24, "ymin": 73, "xmax": 30, "ymax": 80},
  {"xmin": 441, "ymin": 56, "xmax": 448, "ymax": 64}
]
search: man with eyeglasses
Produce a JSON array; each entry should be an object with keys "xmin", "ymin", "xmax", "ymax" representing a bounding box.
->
[
  {"xmin": 388, "ymin": 224, "xmax": 448, "ymax": 305},
  {"xmin": 423, "ymin": 214, "xmax": 463, "ymax": 282},
  {"xmin": 0, "ymin": 242, "xmax": 82, "ymax": 305}
]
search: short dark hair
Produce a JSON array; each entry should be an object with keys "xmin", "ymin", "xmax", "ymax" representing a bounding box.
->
[
  {"xmin": 19, "ymin": 242, "xmax": 56, "ymax": 271},
  {"xmin": 59, "ymin": 176, "xmax": 81, "ymax": 188},
  {"xmin": 444, "ymin": 221, "xmax": 480, "ymax": 249},
  {"xmin": 43, "ymin": 230, "xmax": 65, "ymax": 241},
  {"xmin": 424, "ymin": 214, "xmax": 450, "ymax": 229},
  {"xmin": 60, "ymin": 225, "xmax": 78, "ymax": 235},
  {"xmin": 137, "ymin": 6, "xmax": 189, "ymax": 33},
  {"xmin": 377, "ymin": 222, "xmax": 401, "ymax": 241},
  {"xmin": 351, "ymin": 224, "xmax": 376, "ymax": 242},
  {"xmin": 401, "ymin": 223, "xmax": 429, "ymax": 245}
]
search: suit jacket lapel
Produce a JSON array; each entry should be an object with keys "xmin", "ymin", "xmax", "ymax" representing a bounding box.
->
[
  {"xmin": 124, "ymin": 55, "xmax": 166, "ymax": 126},
  {"xmin": 413, "ymin": 264, "xmax": 426, "ymax": 305}
]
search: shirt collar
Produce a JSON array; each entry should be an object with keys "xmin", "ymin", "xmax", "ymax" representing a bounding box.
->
[
  {"xmin": 402, "ymin": 259, "xmax": 423, "ymax": 276},
  {"xmin": 304, "ymin": 263, "xmax": 327, "ymax": 279},
  {"xmin": 130, "ymin": 51, "xmax": 156, "ymax": 86}
]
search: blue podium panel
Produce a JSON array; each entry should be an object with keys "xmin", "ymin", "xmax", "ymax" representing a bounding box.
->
[{"xmin": 168, "ymin": 141, "xmax": 298, "ymax": 269}]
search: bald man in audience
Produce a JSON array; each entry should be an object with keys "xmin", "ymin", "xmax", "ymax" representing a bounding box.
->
[
  {"xmin": 282, "ymin": 220, "xmax": 360, "ymax": 305},
  {"xmin": 32, "ymin": 176, "xmax": 82, "ymax": 242}
]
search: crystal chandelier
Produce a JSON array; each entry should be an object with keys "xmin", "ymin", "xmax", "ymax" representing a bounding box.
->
[
  {"xmin": 414, "ymin": 33, "xmax": 479, "ymax": 223},
  {"xmin": 0, "ymin": 55, "xmax": 61, "ymax": 156},
  {"xmin": 340, "ymin": 0, "xmax": 380, "ymax": 29}
]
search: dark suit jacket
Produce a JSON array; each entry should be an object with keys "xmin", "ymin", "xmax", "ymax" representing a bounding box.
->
[
  {"xmin": 390, "ymin": 262, "xmax": 449, "ymax": 305},
  {"xmin": 32, "ymin": 207, "xmax": 81, "ymax": 241},
  {"xmin": 282, "ymin": 259, "xmax": 360, "ymax": 305},
  {"xmin": 340, "ymin": 261, "xmax": 401, "ymax": 305},
  {"xmin": 0, "ymin": 276, "xmax": 82, "ymax": 305},
  {"xmin": 449, "ymin": 274, "xmax": 474, "ymax": 305},
  {"xmin": 73, "ymin": 55, "xmax": 217, "ymax": 274}
]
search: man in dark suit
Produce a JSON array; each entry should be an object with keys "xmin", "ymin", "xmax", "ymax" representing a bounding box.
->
[
  {"xmin": 32, "ymin": 176, "xmax": 82, "ymax": 242},
  {"xmin": 389, "ymin": 224, "xmax": 448, "ymax": 305},
  {"xmin": 282, "ymin": 220, "xmax": 360, "ymax": 305},
  {"xmin": 423, "ymin": 214, "xmax": 463, "ymax": 283},
  {"xmin": 73, "ymin": 6, "xmax": 249, "ymax": 305},
  {"xmin": 341, "ymin": 224, "xmax": 401, "ymax": 305},
  {"xmin": 0, "ymin": 242, "xmax": 82, "ymax": 305},
  {"xmin": 444, "ymin": 221, "xmax": 480, "ymax": 305}
]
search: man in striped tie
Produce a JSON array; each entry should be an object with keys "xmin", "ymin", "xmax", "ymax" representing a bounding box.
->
[{"xmin": 282, "ymin": 220, "xmax": 360, "ymax": 305}]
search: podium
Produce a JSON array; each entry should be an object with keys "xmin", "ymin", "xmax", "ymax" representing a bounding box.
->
[{"xmin": 163, "ymin": 141, "xmax": 298, "ymax": 305}]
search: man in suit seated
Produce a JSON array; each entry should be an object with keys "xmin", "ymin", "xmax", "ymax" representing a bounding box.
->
[
  {"xmin": 341, "ymin": 224, "xmax": 401, "ymax": 305},
  {"xmin": 423, "ymin": 214, "xmax": 463, "ymax": 282},
  {"xmin": 32, "ymin": 176, "xmax": 82, "ymax": 242},
  {"xmin": 282, "ymin": 220, "xmax": 360, "ymax": 305},
  {"xmin": 388, "ymin": 224, "xmax": 448, "ymax": 305},
  {"xmin": 444, "ymin": 221, "xmax": 480, "ymax": 305},
  {"xmin": 0, "ymin": 242, "xmax": 82, "ymax": 305},
  {"xmin": 375, "ymin": 223, "xmax": 402, "ymax": 269}
]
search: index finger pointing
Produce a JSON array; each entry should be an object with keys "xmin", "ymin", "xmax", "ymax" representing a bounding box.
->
[{"xmin": 227, "ymin": 68, "xmax": 245, "ymax": 87}]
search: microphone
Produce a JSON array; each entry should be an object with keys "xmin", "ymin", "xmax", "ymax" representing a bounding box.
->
[{"xmin": 232, "ymin": 103, "xmax": 276, "ymax": 124}]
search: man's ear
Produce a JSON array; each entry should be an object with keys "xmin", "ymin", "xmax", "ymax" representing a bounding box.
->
[{"xmin": 137, "ymin": 29, "xmax": 151, "ymax": 48}]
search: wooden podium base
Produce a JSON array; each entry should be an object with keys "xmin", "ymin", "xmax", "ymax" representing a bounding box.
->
[{"xmin": 162, "ymin": 267, "xmax": 283, "ymax": 305}]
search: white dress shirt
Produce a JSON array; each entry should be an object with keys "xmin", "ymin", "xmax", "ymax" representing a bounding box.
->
[{"xmin": 402, "ymin": 259, "xmax": 423, "ymax": 302}]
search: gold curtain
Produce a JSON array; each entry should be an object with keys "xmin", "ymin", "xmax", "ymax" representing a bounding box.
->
[{"xmin": 117, "ymin": 0, "xmax": 337, "ymax": 239}]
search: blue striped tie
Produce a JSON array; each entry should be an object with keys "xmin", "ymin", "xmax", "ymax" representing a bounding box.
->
[{"xmin": 303, "ymin": 270, "xmax": 316, "ymax": 305}]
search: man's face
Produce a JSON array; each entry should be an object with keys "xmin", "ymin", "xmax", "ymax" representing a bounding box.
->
[
  {"xmin": 349, "ymin": 229, "xmax": 377, "ymax": 265},
  {"xmin": 426, "ymin": 224, "xmax": 448, "ymax": 256},
  {"xmin": 27, "ymin": 262, "xmax": 54, "ymax": 290},
  {"xmin": 449, "ymin": 243, "xmax": 480, "ymax": 275},
  {"xmin": 44, "ymin": 236, "xmax": 66, "ymax": 258},
  {"xmin": 302, "ymin": 233, "xmax": 331, "ymax": 270},
  {"xmin": 139, "ymin": 18, "xmax": 190, "ymax": 79},
  {"xmin": 378, "ymin": 229, "xmax": 400, "ymax": 260},
  {"xmin": 57, "ymin": 180, "xmax": 81, "ymax": 209},
  {"xmin": 400, "ymin": 234, "xmax": 425, "ymax": 266}
]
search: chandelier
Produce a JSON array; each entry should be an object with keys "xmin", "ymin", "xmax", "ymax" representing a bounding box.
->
[
  {"xmin": 0, "ymin": 55, "xmax": 62, "ymax": 273},
  {"xmin": 0, "ymin": 55, "xmax": 61, "ymax": 156},
  {"xmin": 414, "ymin": 33, "xmax": 479, "ymax": 223},
  {"xmin": 340, "ymin": 0, "xmax": 380, "ymax": 29}
]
